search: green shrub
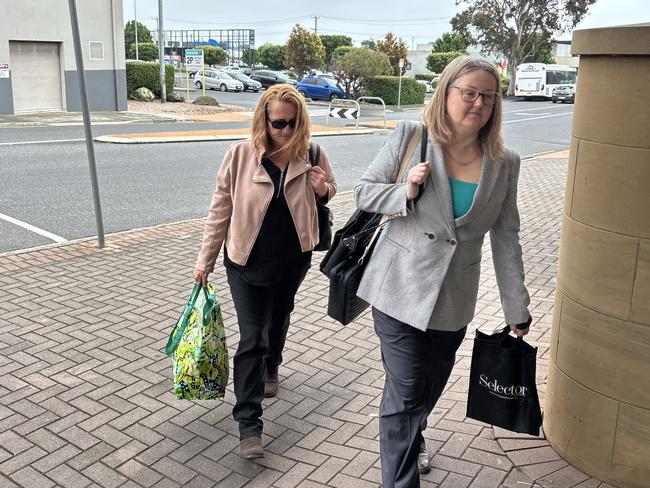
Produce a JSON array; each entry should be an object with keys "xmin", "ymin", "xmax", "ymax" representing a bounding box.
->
[
  {"xmin": 365, "ymin": 76, "xmax": 426, "ymax": 105},
  {"xmin": 500, "ymin": 75, "xmax": 509, "ymax": 95},
  {"xmin": 126, "ymin": 61, "xmax": 175, "ymax": 98},
  {"xmin": 415, "ymin": 74, "xmax": 435, "ymax": 81}
]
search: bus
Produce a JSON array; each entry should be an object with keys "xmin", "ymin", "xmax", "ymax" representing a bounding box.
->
[{"xmin": 515, "ymin": 63, "xmax": 577, "ymax": 99}]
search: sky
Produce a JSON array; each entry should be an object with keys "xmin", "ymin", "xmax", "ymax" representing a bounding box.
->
[{"xmin": 122, "ymin": 0, "xmax": 650, "ymax": 48}]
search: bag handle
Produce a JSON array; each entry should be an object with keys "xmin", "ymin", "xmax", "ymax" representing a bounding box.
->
[
  {"xmin": 164, "ymin": 284, "xmax": 212, "ymax": 356},
  {"xmin": 358, "ymin": 124, "xmax": 426, "ymax": 264}
]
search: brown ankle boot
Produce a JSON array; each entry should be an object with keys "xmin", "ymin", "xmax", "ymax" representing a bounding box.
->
[
  {"xmin": 240, "ymin": 436, "xmax": 264, "ymax": 459},
  {"xmin": 264, "ymin": 372, "xmax": 279, "ymax": 398}
]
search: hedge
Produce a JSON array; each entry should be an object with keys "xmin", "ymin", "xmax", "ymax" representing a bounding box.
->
[
  {"xmin": 126, "ymin": 61, "xmax": 175, "ymax": 98},
  {"xmin": 415, "ymin": 73, "xmax": 435, "ymax": 81},
  {"xmin": 365, "ymin": 76, "xmax": 426, "ymax": 105}
]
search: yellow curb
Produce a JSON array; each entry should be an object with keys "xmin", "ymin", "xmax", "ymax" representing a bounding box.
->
[{"xmin": 95, "ymin": 124, "xmax": 381, "ymax": 144}]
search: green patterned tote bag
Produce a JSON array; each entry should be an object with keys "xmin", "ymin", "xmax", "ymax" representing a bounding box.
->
[{"xmin": 165, "ymin": 284, "xmax": 229, "ymax": 400}]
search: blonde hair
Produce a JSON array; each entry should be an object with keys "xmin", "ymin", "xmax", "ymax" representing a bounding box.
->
[
  {"xmin": 251, "ymin": 84, "xmax": 311, "ymax": 162},
  {"xmin": 423, "ymin": 56, "xmax": 505, "ymax": 160}
]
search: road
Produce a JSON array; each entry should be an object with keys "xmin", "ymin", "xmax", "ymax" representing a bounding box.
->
[{"xmin": 0, "ymin": 99, "xmax": 573, "ymax": 253}]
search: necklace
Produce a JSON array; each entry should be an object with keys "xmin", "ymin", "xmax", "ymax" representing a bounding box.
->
[{"xmin": 445, "ymin": 148, "xmax": 482, "ymax": 165}]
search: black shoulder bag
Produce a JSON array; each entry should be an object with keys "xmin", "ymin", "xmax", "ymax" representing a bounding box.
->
[
  {"xmin": 320, "ymin": 124, "xmax": 428, "ymax": 325},
  {"xmin": 309, "ymin": 143, "xmax": 333, "ymax": 252}
]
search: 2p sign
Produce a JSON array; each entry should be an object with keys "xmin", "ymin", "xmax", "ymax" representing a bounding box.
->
[{"xmin": 185, "ymin": 49, "xmax": 204, "ymax": 72}]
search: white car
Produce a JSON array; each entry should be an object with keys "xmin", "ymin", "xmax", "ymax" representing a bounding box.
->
[{"xmin": 194, "ymin": 70, "xmax": 244, "ymax": 92}]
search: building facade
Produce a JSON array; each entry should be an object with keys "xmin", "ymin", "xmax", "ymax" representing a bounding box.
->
[{"xmin": 1, "ymin": 0, "xmax": 127, "ymax": 115}]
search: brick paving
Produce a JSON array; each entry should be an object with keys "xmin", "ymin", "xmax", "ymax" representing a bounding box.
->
[{"xmin": 0, "ymin": 156, "xmax": 614, "ymax": 488}]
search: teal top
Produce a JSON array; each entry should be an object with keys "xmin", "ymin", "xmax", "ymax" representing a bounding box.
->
[{"xmin": 448, "ymin": 176, "xmax": 478, "ymax": 218}]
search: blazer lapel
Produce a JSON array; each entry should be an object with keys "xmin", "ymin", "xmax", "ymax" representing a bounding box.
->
[
  {"xmin": 455, "ymin": 151, "xmax": 499, "ymax": 228},
  {"xmin": 428, "ymin": 140, "xmax": 455, "ymax": 230}
]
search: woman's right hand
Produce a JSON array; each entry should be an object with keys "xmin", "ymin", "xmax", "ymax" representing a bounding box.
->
[
  {"xmin": 406, "ymin": 161, "xmax": 431, "ymax": 200},
  {"xmin": 193, "ymin": 268, "xmax": 209, "ymax": 287}
]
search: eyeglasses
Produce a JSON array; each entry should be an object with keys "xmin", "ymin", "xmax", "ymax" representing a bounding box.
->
[
  {"xmin": 269, "ymin": 118, "xmax": 297, "ymax": 130},
  {"xmin": 449, "ymin": 86, "xmax": 499, "ymax": 105}
]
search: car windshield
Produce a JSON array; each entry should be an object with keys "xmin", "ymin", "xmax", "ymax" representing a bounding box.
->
[{"xmin": 277, "ymin": 73, "xmax": 291, "ymax": 81}]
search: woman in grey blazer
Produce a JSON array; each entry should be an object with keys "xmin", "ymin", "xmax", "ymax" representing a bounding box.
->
[{"xmin": 354, "ymin": 56, "xmax": 532, "ymax": 487}]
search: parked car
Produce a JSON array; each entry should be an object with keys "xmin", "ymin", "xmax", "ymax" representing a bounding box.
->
[
  {"xmin": 552, "ymin": 85, "xmax": 575, "ymax": 103},
  {"xmin": 225, "ymin": 72, "xmax": 262, "ymax": 92},
  {"xmin": 194, "ymin": 70, "xmax": 244, "ymax": 92},
  {"xmin": 296, "ymin": 76, "xmax": 345, "ymax": 101},
  {"xmin": 250, "ymin": 70, "xmax": 295, "ymax": 88}
]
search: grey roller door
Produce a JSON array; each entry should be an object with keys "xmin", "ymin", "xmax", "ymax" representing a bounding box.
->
[{"xmin": 9, "ymin": 41, "xmax": 63, "ymax": 112}]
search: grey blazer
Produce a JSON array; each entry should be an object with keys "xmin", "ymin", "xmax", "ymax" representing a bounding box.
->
[{"xmin": 354, "ymin": 120, "xmax": 530, "ymax": 332}]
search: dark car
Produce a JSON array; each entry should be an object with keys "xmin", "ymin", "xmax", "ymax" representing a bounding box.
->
[
  {"xmin": 250, "ymin": 70, "xmax": 295, "ymax": 89},
  {"xmin": 296, "ymin": 76, "xmax": 345, "ymax": 101},
  {"xmin": 552, "ymin": 85, "xmax": 575, "ymax": 104},
  {"xmin": 225, "ymin": 72, "xmax": 262, "ymax": 92}
]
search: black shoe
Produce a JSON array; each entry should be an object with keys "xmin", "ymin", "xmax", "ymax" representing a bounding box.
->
[{"xmin": 417, "ymin": 443, "xmax": 431, "ymax": 474}]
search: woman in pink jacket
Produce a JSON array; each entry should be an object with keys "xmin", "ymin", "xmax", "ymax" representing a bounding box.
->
[{"xmin": 193, "ymin": 84, "xmax": 337, "ymax": 459}]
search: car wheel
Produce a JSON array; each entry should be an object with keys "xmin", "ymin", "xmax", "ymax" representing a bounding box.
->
[
  {"xmin": 220, "ymin": 84, "xmax": 227, "ymax": 92},
  {"xmin": 329, "ymin": 93, "xmax": 339, "ymax": 101},
  {"xmin": 552, "ymin": 99, "xmax": 556, "ymax": 103},
  {"xmin": 195, "ymin": 81, "xmax": 202, "ymax": 89},
  {"xmin": 253, "ymin": 90, "xmax": 259, "ymax": 93},
  {"xmin": 299, "ymin": 90, "xmax": 308, "ymax": 98}
]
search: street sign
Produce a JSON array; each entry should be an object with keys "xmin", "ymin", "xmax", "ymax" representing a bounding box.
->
[
  {"xmin": 185, "ymin": 49, "xmax": 203, "ymax": 72},
  {"xmin": 398, "ymin": 58, "xmax": 404, "ymax": 68},
  {"xmin": 0, "ymin": 63, "xmax": 9, "ymax": 78}
]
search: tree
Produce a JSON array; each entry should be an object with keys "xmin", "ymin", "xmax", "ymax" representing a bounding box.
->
[
  {"xmin": 257, "ymin": 43, "xmax": 286, "ymax": 71},
  {"xmin": 375, "ymin": 32, "xmax": 409, "ymax": 76},
  {"xmin": 361, "ymin": 39, "xmax": 377, "ymax": 50},
  {"xmin": 332, "ymin": 45, "xmax": 354, "ymax": 59},
  {"xmin": 285, "ymin": 25, "xmax": 325, "ymax": 77},
  {"xmin": 451, "ymin": 0, "xmax": 596, "ymax": 95},
  {"xmin": 426, "ymin": 52, "xmax": 466, "ymax": 73},
  {"xmin": 128, "ymin": 42, "xmax": 158, "ymax": 61},
  {"xmin": 319, "ymin": 35, "xmax": 353, "ymax": 67},
  {"xmin": 432, "ymin": 32, "xmax": 468, "ymax": 53},
  {"xmin": 200, "ymin": 46, "xmax": 228, "ymax": 66},
  {"xmin": 242, "ymin": 48, "xmax": 257, "ymax": 67},
  {"xmin": 124, "ymin": 21, "xmax": 152, "ymax": 56},
  {"xmin": 522, "ymin": 33, "xmax": 556, "ymax": 64},
  {"xmin": 330, "ymin": 47, "xmax": 392, "ymax": 98}
]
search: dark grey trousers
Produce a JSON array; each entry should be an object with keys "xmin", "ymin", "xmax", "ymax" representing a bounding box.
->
[
  {"xmin": 373, "ymin": 308, "xmax": 466, "ymax": 488},
  {"xmin": 227, "ymin": 266, "xmax": 308, "ymax": 440}
]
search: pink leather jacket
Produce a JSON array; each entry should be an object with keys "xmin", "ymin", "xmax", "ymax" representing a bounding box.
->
[{"xmin": 195, "ymin": 140, "xmax": 337, "ymax": 272}]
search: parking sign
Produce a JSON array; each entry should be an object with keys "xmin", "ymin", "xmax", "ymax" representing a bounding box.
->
[{"xmin": 185, "ymin": 49, "xmax": 204, "ymax": 72}]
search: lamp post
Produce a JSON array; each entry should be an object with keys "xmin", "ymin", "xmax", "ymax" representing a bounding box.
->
[{"xmin": 134, "ymin": 0, "xmax": 139, "ymax": 60}]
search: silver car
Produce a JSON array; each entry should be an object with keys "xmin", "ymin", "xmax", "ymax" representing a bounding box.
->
[{"xmin": 194, "ymin": 70, "xmax": 244, "ymax": 92}]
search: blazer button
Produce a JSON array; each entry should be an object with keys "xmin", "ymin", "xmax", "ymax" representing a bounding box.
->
[
  {"xmin": 425, "ymin": 232, "xmax": 435, "ymax": 240},
  {"xmin": 448, "ymin": 239, "xmax": 457, "ymax": 246}
]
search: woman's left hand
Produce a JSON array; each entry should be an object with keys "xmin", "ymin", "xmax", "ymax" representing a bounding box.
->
[
  {"xmin": 310, "ymin": 165, "xmax": 329, "ymax": 199},
  {"xmin": 509, "ymin": 323, "xmax": 529, "ymax": 337}
]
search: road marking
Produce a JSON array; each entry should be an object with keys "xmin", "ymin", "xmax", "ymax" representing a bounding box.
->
[
  {"xmin": 0, "ymin": 213, "xmax": 67, "ymax": 243},
  {"xmin": 511, "ymin": 112, "xmax": 551, "ymax": 116},
  {"xmin": 0, "ymin": 138, "xmax": 84, "ymax": 146},
  {"xmin": 504, "ymin": 104, "xmax": 569, "ymax": 114},
  {"xmin": 504, "ymin": 112, "xmax": 573, "ymax": 124}
]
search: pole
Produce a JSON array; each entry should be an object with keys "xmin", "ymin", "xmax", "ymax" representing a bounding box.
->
[
  {"xmin": 158, "ymin": 0, "xmax": 166, "ymax": 102},
  {"xmin": 312, "ymin": 15, "xmax": 319, "ymax": 35},
  {"xmin": 134, "ymin": 0, "xmax": 139, "ymax": 60},
  {"xmin": 67, "ymin": 0, "xmax": 105, "ymax": 248},
  {"xmin": 397, "ymin": 58, "xmax": 404, "ymax": 110}
]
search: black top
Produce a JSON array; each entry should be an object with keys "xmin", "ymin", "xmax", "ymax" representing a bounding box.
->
[{"xmin": 224, "ymin": 157, "xmax": 311, "ymax": 285}]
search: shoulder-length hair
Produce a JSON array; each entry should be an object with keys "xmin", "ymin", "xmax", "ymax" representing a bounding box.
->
[
  {"xmin": 423, "ymin": 56, "xmax": 505, "ymax": 161},
  {"xmin": 251, "ymin": 84, "xmax": 311, "ymax": 162}
]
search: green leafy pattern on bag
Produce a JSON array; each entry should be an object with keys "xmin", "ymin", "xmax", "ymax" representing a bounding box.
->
[{"xmin": 165, "ymin": 284, "xmax": 229, "ymax": 400}]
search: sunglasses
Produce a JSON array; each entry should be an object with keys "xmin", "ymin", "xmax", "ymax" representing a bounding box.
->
[{"xmin": 269, "ymin": 118, "xmax": 297, "ymax": 130}]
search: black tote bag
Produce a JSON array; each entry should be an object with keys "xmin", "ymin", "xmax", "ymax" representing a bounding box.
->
[{"xmin": 466, "ymin": 327, "xmax": 543, "ymax": 436}]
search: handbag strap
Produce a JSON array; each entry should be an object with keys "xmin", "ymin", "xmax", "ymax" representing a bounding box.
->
[
  {"xmin": 358, "ymin": 123, "xmax": 425, "ymax": 264},
  {"xmin": 308, "ymin": 142, "xmax": 321, "ymax": 167},
  {"xmin": 164, "ymin": 284, "xmax": 212, "ymax": 356}
]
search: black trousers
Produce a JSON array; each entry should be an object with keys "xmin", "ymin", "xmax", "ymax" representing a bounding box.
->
[
  {"xmin": 373, "ymin": 308, "xmax": 466, "ymax": 488},
  {"xmin": 226, "ymin": 265, "xmax": 308, "ymax": 440}
]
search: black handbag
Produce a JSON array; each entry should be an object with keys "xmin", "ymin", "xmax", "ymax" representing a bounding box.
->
[
  {"xmin": 320, "ymin": 124, "xmax": 428, "ymax": 325},
  {"xmin": 309, "ymin": 143, "xmax": 333, "ymax": 252},
  {"xmin": 466, "ymin": 326, "xmax": 543, "ymax": 436}
]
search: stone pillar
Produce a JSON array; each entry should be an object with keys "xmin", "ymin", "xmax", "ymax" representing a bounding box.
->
[{"xmin": 544, "ymin": 24, "xmax": 650, "ymax": 488}]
